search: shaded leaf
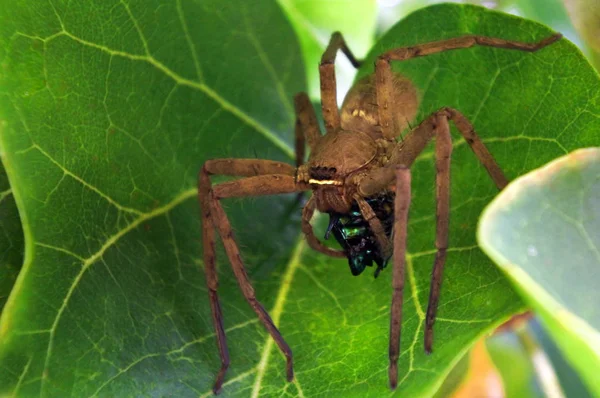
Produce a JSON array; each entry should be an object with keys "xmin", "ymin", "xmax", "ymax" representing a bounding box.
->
[
  {"xmin": 479, "ymin": 148, "xmax": 600, "ymax": 396},
  {"xmin": 529, "ymin": 318, "xmax": 593, "ymax": 398},
  {"xmin": 432, "ymin": 351, "xmax": 470, "ymax": 398},
  {"xmin": 0, "ymin": 162, "xmax": 23, "ymax": 313},
  {"xmin": 487, "ymin": 329, "xmax": 544, "ymax": 398},
  {"xmin": 0, "ymin": 2, "xmax": 599, "ymax": 397}
]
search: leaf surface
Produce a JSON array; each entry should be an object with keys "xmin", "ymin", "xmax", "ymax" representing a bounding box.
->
[
  {"xmin": 0, "ymin": 2, "xmax": 599, "ymax": 397},
  {"xmin": 479, "ymin": 148, "xmax": 600, "ymax": 396}
]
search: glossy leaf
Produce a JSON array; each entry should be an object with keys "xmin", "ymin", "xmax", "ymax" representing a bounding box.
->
[
  {"xmin": 487, "ymin": 328, "xmax": 546, "ymax": 398},
  {"xmin": 479, "ymin": 148, "xmax": 600, "ymax": 396},
  {"xmin": 1, "ymin": 2, "xmax": 599, "ymax": 397},
  {"xmin": 529, "ymin": 318, "xmax": 593, "ymax": 398}
]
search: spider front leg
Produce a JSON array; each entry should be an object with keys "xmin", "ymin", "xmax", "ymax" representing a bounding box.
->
[
  {"xmin": 375, "ymin": 32, "xmax": 561, "ymax": 140},
  {"xmin": 199, "ymin": 159, "xmax": 306, "ymax": 394},
  {"xmin": 320, "ymin": 32, "xmax": 362, "ymax": 133},
  {"xmin": 294, "ymin": 92, "xmax": 321, "ymax": 167}
]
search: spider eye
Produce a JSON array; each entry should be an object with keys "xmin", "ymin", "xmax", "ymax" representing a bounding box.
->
[{"xmin": 309, "ymin": 166, "xmax": 336, "ymax": 180}]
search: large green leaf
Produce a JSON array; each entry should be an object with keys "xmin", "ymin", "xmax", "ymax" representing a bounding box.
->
[
  {"xmin": 1, "ymin": 2, "xmax": 599, "ymax": 397},
  {"xmin": 479, "ymin": 148, "xmax": 600, "ymax": 396}
]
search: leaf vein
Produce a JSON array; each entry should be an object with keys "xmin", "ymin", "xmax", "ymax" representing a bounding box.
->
[
  {"xmin": 12, "ymin": 357, "xmax": 32, "ymax": 397},
  {"xmin": 298, "ymin": 264, "xmax": 347, "ymax": 326},
  {"xmin": 31, "ymin": 144, "xmax": 145, "ymax": 215},
  {"xmin": 35, "ymin": 242, "xmax": 86, "ymax": 261},
  {"xmin": 119, "ymin": 0, "xmax": 151, "ymax": 56},
  {"xmin": 251, "ymin": 239, "xmax": 305, "ymax": 398},
  {"xmin": 0, "ymin": 188, "xmax": 12, "ymax": 205},
  {"xmin": 176, "ymin": 0, "xmax": 204, "ymax": 82},
  {"xmin": 48, "ymin": 30, "xmax": 294, "ymax": 159},
  {"xmin": 91, "ymin": 352, "xmax": 163, "ymax": 397},
  {"xmin": 242, "ymin": 5, "xmax": 294, "ymax": 121},
  {"xmin": 39, "ymin": 187, "xmax": 196, "ymax": 396},
  {"xmin": 199, "ymin": 366, "xmax": 258, "ymax": 398}
]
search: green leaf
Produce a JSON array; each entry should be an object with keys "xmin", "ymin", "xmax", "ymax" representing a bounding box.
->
[
  {"xmin": 479, "ymin": 148, "xmax": 600, "ymax": 396},
  {"xmin": 0, "ymin": 162, "xmax": 23, "ymax": 313},
  {"xmin": 0, "ymin": 2, "xmax": 599, "ymax": 397},
  {"xmin": 529, "ymin": 318, "xmax": 593, "ymax": 398}
]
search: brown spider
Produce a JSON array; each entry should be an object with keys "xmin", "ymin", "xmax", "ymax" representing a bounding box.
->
[{"xmin": 199, "ymin": 31, "xmax": 561, "ymax": 393}]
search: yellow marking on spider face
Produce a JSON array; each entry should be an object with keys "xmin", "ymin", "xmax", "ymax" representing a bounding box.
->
[{"xmin": 308, "ymin": 179, "xmax": 342, "ymax": 185}]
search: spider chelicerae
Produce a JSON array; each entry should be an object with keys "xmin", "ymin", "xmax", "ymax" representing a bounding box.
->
[{"xmin": 199, "ymin": 30, "xmax": 561, "ymax": 394}]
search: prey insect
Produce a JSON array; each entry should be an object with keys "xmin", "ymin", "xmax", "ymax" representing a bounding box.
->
[{"xmin": 199, "ymin": 31, "xmax": 561, "ymax": 393}]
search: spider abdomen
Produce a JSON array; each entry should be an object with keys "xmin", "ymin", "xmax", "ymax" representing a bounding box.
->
[{"xmin": 326, "ymin": 193, "xmax": 395, "ymax": 277}]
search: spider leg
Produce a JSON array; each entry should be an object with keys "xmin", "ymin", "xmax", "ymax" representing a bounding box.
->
[
  {"xmin": 389, "ymin": 166, "xmax": 411, "ymax": 390},
  {"xmin": 301, "ymin": 195, "xmax": 346, "ymax": 258},
  {"xmin": 293, "ymin": 92, "xmax": 322, "ymax": 205},
  {"xmin": 199, "ymin": 171, "xmax": 228, "ymax": 394},
  {"xmin": 294, "ymin": 92, "xmax": 321, "ymax": 161},
  {"xmin": 358, "ymin": 106, "xmax": 508, "ymax": 198},
  {"xmin": 358, "ymin": 107, "xmax": 511, "ymax": 365},
  {"xmin": 375, "ymin": 32, "xmax": 561, "ymax": 140},
  {"xmin": 320, "ymin": 32, "xmax": 362, "ymax": 134},
  {"xmin": 440, "ymin": 108, "xmax": 508, "ymax": 189},
  {"xmin": 199, "ymin": 160, "xmax": 305, "ymax": 393},
  {"xmin": 424, "ymin": 113, "xmax": 452, "ymax": 354}
]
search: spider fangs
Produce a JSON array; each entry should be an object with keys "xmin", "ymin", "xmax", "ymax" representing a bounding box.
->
[{"xmin": 200, "ymin": 30, "xmax": 562, "ymax": 394}]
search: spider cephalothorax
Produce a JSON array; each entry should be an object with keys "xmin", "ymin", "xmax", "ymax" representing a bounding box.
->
[
  {"xmin": 295, "ymin": 72, "xmax": 418, "ymax": 215},
  {"xmin": 200, "ymin": 30, "xmax": 561, "ymax": 394},
  {"xmin": 297, "ymin": 129, "xmax": 379, "ymax": 213}
]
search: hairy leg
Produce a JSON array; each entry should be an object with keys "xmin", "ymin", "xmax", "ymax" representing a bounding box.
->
[
  {"xmin": 357, "ymin": 107, "xmax": 509, "ymax": 360},
  {"xmin": 375, "ymin": 33, "xmax": 561, "ymax": 140},
  {"xmin": 199, "ymin": 160, "xmax": 304, "ymax": 392},
  {"xmin": 388, "ymin": 166, "xmax": 411, "ymax": 390},
  {"xmin": 199, "ymin": 171, "xmax": 229, "ymax": 394},
  {"xmin": 358, "ymin": 108, "xmax": 508, "ymax": 197},
  {"xmin": 424, "ymin": 113, "xmax": 452, "ymax": 353},
  {"xmin": 320, "ymin": 32, "xmax": 362, "ymax": 134},
  {"xmin": 294, "ymin": 92, "xmax": 321, "ymax": 159}
]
